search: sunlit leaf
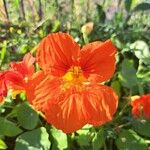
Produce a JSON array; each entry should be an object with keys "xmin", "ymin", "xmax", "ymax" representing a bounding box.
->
[
  {"xmin": 51, "ymin": 20, "xmax": 60, "ymax": 32},
  {"xmin": 50, "ymin": 127, "xmax": 68, "ymax": 150},
  {"xmin": 0, "ymin": 117, "xmax": 22, "ymax": 137},
  {"xmin": 130, "ymin": 40, "xmax": 150, "ymax": 65},
  {"xmin": 0, "ymin": 41, "xmax": 7, "ymax": 65},
  {"xmin": 0, "ymin": 139, "xmax": 7, "ymax": 149},
  {"xmin": 15, "ymin": 127, "xmax": 50, "ymax": 150},
  {"xmin": 76, "ymin": 125, "xmax": 91, "ymax": 147}
]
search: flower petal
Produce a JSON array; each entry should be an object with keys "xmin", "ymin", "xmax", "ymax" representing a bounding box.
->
[
  {"xmin": 84, "ymin": 84, "xmax": 118, "ymax": 125},
  {"xmin": 131, "ymin": 94, "xmax": 150, "ymax": 118},
  {"xmin": 37, "ymin": 32, "xmax": 80, "ymax": 76},
  {"xmin": 28, "ymin": 75, "xmax": 89, "ymax": 132},
  {"xmin": 22, "ymin": 52, "xmax": 35, "ymax": 76},
  {"xmin": 0, "ymin": 72, "xmax": 8, "ymax": 104},
  {"xmin": 0, "ymin": 96, "xmax": 3, "ymax": 104},
  {"xmin": 44, "ymin": 92, "xmax": 88, "ymax": 133},
  {"xmin": 29, "ymin": 73, "xmax": 118, "ymax": 133},
  {"xmin": 26, "ymin": 71, "xmax": 57, "ymax": 111},
  {"xmin": 80, "ymin": 40, "xmax": 116, "ymax": 82},
  {"xmin": 10, "ymin": 53, "xmax": 35, "ymax": 78}
]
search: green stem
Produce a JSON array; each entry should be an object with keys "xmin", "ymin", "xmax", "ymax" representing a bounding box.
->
[
  {"xmin": 104, "ymin": 141, "xmax": 107, "ymax": 150},
  {"xmin": 138, "ymin": 82, "xmax": 144, "ymax": 96},
  {"xmin": 114, "ymin": 100, "xmax": 130, "ymax": 121}
]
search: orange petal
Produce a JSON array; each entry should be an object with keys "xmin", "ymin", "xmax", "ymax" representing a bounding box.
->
[
  {"xmin": 44, "ymin": 84, "xmax": 118, "ymax": 133},
  {"xmin": 0, "ymin": 72, "xmax": 8, "ymax": 102},
  {"xmin": 0, "ymin": 96, "xmax": 4, "ymax": 104},
  {"xmin": 131, "ymin": 98, "xmax": 142, "ymax": 117},
  {"xmin": 80, "ymin": 40, "xmax": 116, "ymax": 82},
  {"xmin": 84, "ymin": 84, "xmax": 118, "ymax": 125},
  {"xmin": 131, "ymin": 94, "xmax": 150, "ymax": 118},
  {"xmin": 5, "ymin": 71, "xmax": 24, "ymax": 90},
  {"xmin": 10, "ymin": 53, "xmax": 35, "ymax": 78},
  {"xmin": 0, "ymin": 71, "xmax": 8, "ymax": 104},
  {"xmin": 44, "ymin": 92, "xmax": 88, "ymax": 133},
  {"xmin": 23, "ymin": 52, "xmax": 35, "ymax": 77},
  {"xmin": 28, "ymin": 75, "xmax": 89, "ymax": 132},
  {"xmin": 28, "ymin": 70, "xmax": 118, "ymax": 133},
  {"xmin": 37, "ymin": 32, "xmax": 80, "ymax": 76},
  {"xmin": 25, "ymin": 71, "xmax": 57, "ymax": 111}
]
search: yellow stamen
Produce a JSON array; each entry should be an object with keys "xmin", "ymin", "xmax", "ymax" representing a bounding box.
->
[
  {"xmin": 24, "ymin": 77, "xmax": 29, "ymax": 83},
  {"xmin": 62, "ymin": 66, "xmax": 87, "ymax": 91},
  {"xmin": 12, "ymin": 90, "xmax": 24, "ymax": 99}
]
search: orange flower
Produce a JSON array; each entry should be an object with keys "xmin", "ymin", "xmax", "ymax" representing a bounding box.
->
[
  {"xmin": 0, "ymin": 72, "xmax": 8, "ymax": 104},
  {"xmin": 29, "ymin": 32, "xmax": 118, "ymax": 133},
  {"xmin": 6, "ymin": 53, "xmax": 35, "ymax": 98},
  {"xmin": 131, "ymin": 94, "xmax": 150, "ymax": 118}
]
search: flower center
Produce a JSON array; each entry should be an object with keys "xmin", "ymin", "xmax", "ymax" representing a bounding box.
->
[
  {"xmin": 62, "ymin": 66, "xmax": 87, "ymax": 91},
  {"xmin": 63, "ymin": 66, "xmax": 86, "ymax": 82}
]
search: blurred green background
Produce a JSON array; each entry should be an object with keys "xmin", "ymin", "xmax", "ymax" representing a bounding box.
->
[{"xmin": 0, "ymin": 0, "xmax": 150, "ymax": 150}]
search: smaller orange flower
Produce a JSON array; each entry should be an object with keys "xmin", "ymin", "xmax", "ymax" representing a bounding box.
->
[
  {"xmin": 0, "ymin": 72, "xmax": 9, "ymax": 104},
  {"xmin": 6, "ymin": 53, "xmax": 35, "ymax": 98},
  {"xmin": 131, "ymin": 94, "xmax": 150, "ymax": 118}
]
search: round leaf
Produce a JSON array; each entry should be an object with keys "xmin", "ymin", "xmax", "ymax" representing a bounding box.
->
[
  {"xmin": 17, "ymin": 102, "xmax": 39, "ymax": 130},
  {"xmin": 130, "ymin": 40, "xmax": 150, "ymax": 64},
  {"xmin": 132, "ymin": 119, "xmax": 150, "ymax": 138},
  {"xmin": 92, "ymin": 129, "xmax": 106, "ymax": 150},
  {"xmin": 119, "ymin": 59, "xmax": 138, "ymax": 88},
  {"xmin": 15, "ymin": 127, "xmax": 51, "ymax": 150},
  {"xmin": 116, "ymin": 129, "xmax": 148, "ymax": 150},
  {"xmin": 0, "ymin": 117, "xmax": 22, "ymax": 137},
  {"xmin": 51, "ymin": 127, "xmax": 68, "ymax": 150}
]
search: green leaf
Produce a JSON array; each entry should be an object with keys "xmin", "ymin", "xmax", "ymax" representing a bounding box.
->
[
  {"xmin": 51, "ymin": 20, "xmax": 60, "ymax": 32},
  {"xmin": 76, "ymin": 125, "xmax": 92, "ymax": 135},
  {"xmin": 51, "ymin": 127, "xmax": 68, "ymax": 150},
  {"xmin": 76, "ymin": 125, "xmax": 91, "ymax": 147},
  {"xmin": 125, "ymin": 0, "xmax": 132, "ymax": 12},
  {"xmin": 132, "ymin": 119, "xmax": 150, "ymax": 138},
  {"xmin": 92, "ymin": 129, "xmax": 106, "ymax": 150},
  {"xmin": 136, "ymin": 61, "xmax": 150, "ymax": 82},
  {"xmin": 116, "ymin": 129, "xmax": 148, "ymax": 150},
  {"xmin": 133, "ymin": 2, "xmax": 150, "ymax": 11},
  {"xmin": 0, "ymin": 117, "xmax": 22, "ymax": 137},
  {"xmin": 118, "ymin": 59, "xmax": 138, "ymax": 89},
  {"xmin": 0, "ymin": 41, "xmax": 7, "ymax": 65},
  {"xmin": 17, "ymin": 102, "xmax": 39, "ymax": 130},
  {"xmin": 111, "ymin": 80, "xmax": 121, "ymax": 97},
  {"xmin": 130, "ymin": 40, "xmax": 150, "ymax": 65},
  {"xmin": 96, "ymin": 4, "xmax": 106, "ymax": 22},
  {"xmin": 0, "ymin": 139, "xmax": 7, "ymax": 149},
  {"xmin": 15, "ymin": 127, "xmax": 51, "ymax": 150},
  {"xmin": 77, "ymin": 134, "xmax": 90, "ymax": 147}
]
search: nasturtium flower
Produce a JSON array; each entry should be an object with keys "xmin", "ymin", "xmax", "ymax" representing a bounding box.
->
[
  {"xmin": 131, "ymin": 94, "xmax": 150, "ymax": 118},
  {"xmin": 6, "ymin": 53, "xmax": 35, "ymax": 98},
  {"xmin": 0, "ymin": 72, "xmax": 8, "ymax": 104},
  {"xmin": 28, "ymin": 32, "xmax": 118, "ymax": 133}
]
